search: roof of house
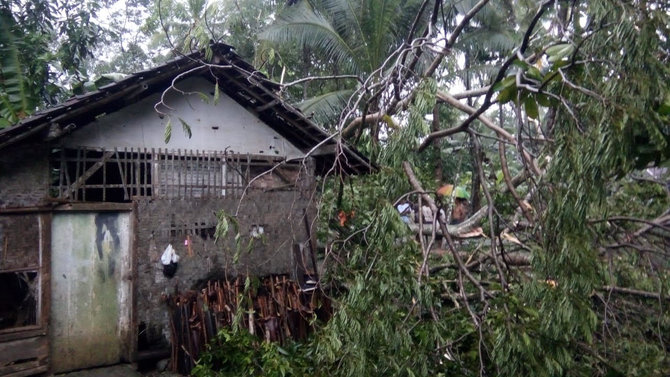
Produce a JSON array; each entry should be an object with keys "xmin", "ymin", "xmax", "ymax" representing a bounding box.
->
[{"xmin": 0, "ymin": 43, "xmax": 374, "ymax": 175}]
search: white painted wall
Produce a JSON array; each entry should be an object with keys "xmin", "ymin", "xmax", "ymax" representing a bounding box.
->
[{"xmin": 62, "ymin": 77, "xmax": 305, "ymax": 158}]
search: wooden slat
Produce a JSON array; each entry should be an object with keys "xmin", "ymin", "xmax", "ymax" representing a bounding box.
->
[
  {"xmin": 125, "ymin": 147, "xmax": 132, "ymax": 198},
  {"xmin": 0, "ymin": 328, "xmax": 44, "ymax": 343},
  {"xmin": 129, "ymin": 199, "xmax": 139, "ymax": 362},
  {"xmin": 54, "ymin": 202, "xmax": 133, "ymax": 212},
  {"xmin": 139, "ymin": 148, "xmax": 145, "ymax": 196},
  {"xmin": 82, "ymin": 149, "xmax": 87, "ymax": 201},
  {"xmin": 59, "ymin": 148, "xmax": 66, "ymax": 198},
  {"xmin": 102, "ymin": 148, "xmax": 107, "ymax": 201},
  {"xmin": 114, "ymin": 148, "xmax": 128, "ymax": 201},
  {"xmin": 141, "ymin": 148, "xmax": 145, "ymax": 196},
  {"xmin": 177, "ymin": 149, "xmax": 182, "ymax": 198},
  {"xmin": 170, "ymin": 149, "xmax": 174, "ymax": 198},
  {"xmin": 216, "ymin": 151, "xmax": 222, "ymax": 196},
  {"xmin": 64, "ymin": 151, "xmax": 114, "ymax": 199},
  {"xmin": 134, "ymin": 148, "xmax": 140, "ymax": 197},
  {"xmin": 152, "ymin": 148, "xmax": 157, "ymax": 197},
  {"xmin": 194, "ymin": 150, "xmax": 198, "ymax": 197},
  {"xmin": 188, "ymin": 150, "xmax": 192, "ymax": 198},
  {"xmin": 74, "ymin": 148, "xmax": 81, "ymax": 200},
  {"xmin": 197, "ymin": 149, "xmax": 202, "ymax": 198},
  {"xmin": 38, "ymin": 213, "xmax": 51, "ymax": 364},
  {"xmin": 151, "ymin": 148, "xmax": 163, "ymax": 198},
  {"xmin": 206, "ymin": 151, "xmax": 211, "ymax": 197},
  {"xmin": 0, "ymin": 336, "xmax": 47, "ymax": 364},
  {"xmin": 63, "ymin": 149, "xmax": 72, "ymax": 198},
  {"xmin": 0, "ymin": 360, "xmax": 48, "ymax": 377}
]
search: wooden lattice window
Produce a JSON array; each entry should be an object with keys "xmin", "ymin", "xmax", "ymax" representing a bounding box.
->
[
  {"xmin": 51, "ymin": 148, "xmax": 152, "ymax": 202},
  {"xmin": 50, "ymin": 147, "xmax": 293, "ymax": 202},
  {"xmin": 153, "ymin": 151, "xmax": 247, "ymax": 198}
]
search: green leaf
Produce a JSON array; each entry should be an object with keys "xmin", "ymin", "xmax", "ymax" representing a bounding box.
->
[
  {"xmin": 164, "ymin": 118, "xmax": 172, "ymax": 143},
  {"xmin": 492, "ymin": 75, "xmax": 516, "ymax": 92},
  {"xmin": 546, "ymin": 43, "xmax": 575, "ymax": 63},
  {"xmin": 656, "ymin": 93, "xmax": 670, "ymax": 116},
  {"xmin": 213, "ymin": 82, "xmax": 220, "ymax": 105},
  {"xmin": 512, "ymin": 59, "xmax": 530, "ymax": 70},
  {"xmin": 545, "ymin": 44, "xmax": 568, "ymax": 56},
  {"xmin": 536, "ymin": 93, "xmax": 552, "ymax": 107},
  {"xmin": 527, "ymin": 66, "xmax": 543, "ymax": 80},
  {"xmin": 524, "ymin": 96, "xmax": 539, "ymax": 119},
  {"xmin": 197, "ymin": 92, "xmax": 210, "ymax": 104},
  {"xmin": 497, "ymin": 83, "xmax": 517, "ymax": 104},
  {"xmin": 178, "ymin": 117, "xmax": 193, "ymax": 139},
  {"xmin": 0, "ymin": 9, "xmax": 36, "ymax": 123},
  {"xmin": 215, "ymin": 213, "xmax": 229, "ymax": 241}
]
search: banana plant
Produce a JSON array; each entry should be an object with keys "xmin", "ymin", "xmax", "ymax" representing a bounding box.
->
[{"xmin": 0, "ymin": 8, "xmax": 37, "ymax": 128}]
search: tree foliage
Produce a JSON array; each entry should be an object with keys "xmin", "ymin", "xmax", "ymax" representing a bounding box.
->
[
  {"xmin": 0, "ymin": 0, "xmax": 103, "ymax": 127},
  {"xmin": 264, "ymin": 0, "xmax": 669, "ymax": 376}
]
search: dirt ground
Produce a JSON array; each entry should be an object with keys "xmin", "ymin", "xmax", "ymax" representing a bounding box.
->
[{"xmin": 55, "ymin": 364, "xmax": 182, "ymax": 377}]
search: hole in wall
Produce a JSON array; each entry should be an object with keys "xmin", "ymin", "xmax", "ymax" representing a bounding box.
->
[{"xmin": 0, "ymin": 271, "xmax": 38, "ymax": 330}]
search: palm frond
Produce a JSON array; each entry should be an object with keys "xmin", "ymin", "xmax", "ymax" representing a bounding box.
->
[
  {"xmin": 364, "ymin": 0, "xmax": 398, "ymax": 69},
  {"xmin": 319, "ymin": 0, "xmax": 366, "ymax": 47},
  {"xmin": 457, "ymin": 29, "xmax": 518, "ymax": 57},
  {"xmin": 260, "ymin": 1, "xmax": 359, "ymax": 73},
  {"xmin": 451, "ymin": 0, "xmax": 512, "ymax": 24},
  {"xmin": 447, "ymin": 63, "xmax": 501, "ymax": 84},
  {"xmin": 296, "ymin": 88, "xmax": 355, "ymax": 127}
]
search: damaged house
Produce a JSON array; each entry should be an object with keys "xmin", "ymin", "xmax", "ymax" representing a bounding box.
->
[{"xmin": 0, "ymin": 43, "xmax": 371, "ymax": 375}]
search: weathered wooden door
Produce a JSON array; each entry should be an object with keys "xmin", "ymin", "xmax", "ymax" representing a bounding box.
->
[{"xmin": 50, "ymin": 212, "xmax": 131, "ymax": 373}]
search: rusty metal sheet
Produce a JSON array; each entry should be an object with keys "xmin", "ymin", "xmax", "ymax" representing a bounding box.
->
[{"xmin": 50, "ymin": 212, "xmax": 131, "ymax": 373}]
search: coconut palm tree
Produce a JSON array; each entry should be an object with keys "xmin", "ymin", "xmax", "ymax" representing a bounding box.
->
[{"xmin": 260, "ymin": 0, "xmax": 428, "ymax": 128}]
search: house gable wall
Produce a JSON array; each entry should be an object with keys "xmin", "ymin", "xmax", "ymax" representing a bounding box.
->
[{"xmin": 60, "ymin": 76, "xmax": 305, "ymax": 158}]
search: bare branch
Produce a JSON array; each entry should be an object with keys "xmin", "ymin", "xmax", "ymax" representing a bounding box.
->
[
  {"xmin": 423, "ymin": 0, "xmax": 492, "ymax": 78},
  {"xmin": 601, "ymin": 286, "xmax": 670, "ymax": 301},
  {"xmin": 281, "ymin": 74, "xmax": 361, "ymax": 88},
  {"xmin": 402, "ymin": 161, "xmax": 490, "ymax": 300},
  {"xmin": 452, "ymin": 86, "xmax": 491, "ymax": 100},
  {"xmin": 422, "ymin": 0, "xmax": 556, "ymax": 151}
]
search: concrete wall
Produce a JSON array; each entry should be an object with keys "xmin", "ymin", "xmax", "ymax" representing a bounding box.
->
[
  {"xmin": 60, "ymin": 77, "xmax": 305, "ymax": 159},
  {"xmin": 134, "ymin": 186, "xmax": 316, "ymax": 348},
  {"xmin": 0, "ymin": 143, "xmax": 50, "ymax": 209},
  {"xmin": 0, "ymin": 214, "xmax": 41, "ymax": 270}
]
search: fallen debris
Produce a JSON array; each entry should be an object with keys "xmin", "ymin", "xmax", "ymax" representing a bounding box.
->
[{"xmin": 167, "ymin": 275, "xmax": 330, "ymax": 374}]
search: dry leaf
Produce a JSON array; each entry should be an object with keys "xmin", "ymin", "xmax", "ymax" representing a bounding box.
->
[
  {"xmin": 437, "ymin": 184, "xmax": 454, "ymax": 197},
  {"xmin": 501, "ymin": 229, "xmax": 522, "ymax": 245}
]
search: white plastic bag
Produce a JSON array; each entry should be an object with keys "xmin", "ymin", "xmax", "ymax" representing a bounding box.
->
[{"xmin": 160, "ymin": 244, "xmax": 180, "ymax": 265}]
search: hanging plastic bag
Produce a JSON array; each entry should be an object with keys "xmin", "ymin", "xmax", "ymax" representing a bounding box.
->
[{"xmin": 161, "ymin": 244, "xmax": 179, "ymax": 278}]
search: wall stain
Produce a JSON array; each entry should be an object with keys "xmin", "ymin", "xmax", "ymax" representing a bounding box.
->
[{"xmin": 95, "ymin": 213, "xmax": 121, "ymax": 280}]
